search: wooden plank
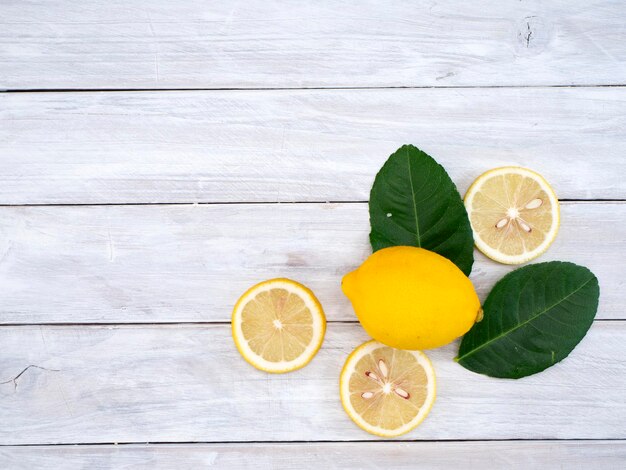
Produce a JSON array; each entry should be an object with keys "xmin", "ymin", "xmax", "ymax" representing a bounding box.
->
[
  {"xmin": 1, "ymin": 88, "xmax": 625, "ymax": 204},
  {"xmin": 1, "ymin": 441, "xmax": 625, "ymax": 469},
  {"xmin": 0, "ymin": 202, "xmax": 622, "ymax": 324},
  {"xmin": 1, "ymin": 1, "xmax": 625, "ymax": 89},
  {"xmin": 0, "ymin": 322, "xmax": 624, "ymax": 444}
]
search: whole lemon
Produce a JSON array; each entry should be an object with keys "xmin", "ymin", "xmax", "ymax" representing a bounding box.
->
[{"xmin": 342, "ymin": 246, "xmax": 481, "ymax": 350}]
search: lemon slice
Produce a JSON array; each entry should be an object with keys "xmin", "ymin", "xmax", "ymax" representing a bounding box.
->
[
  {"xmin": 464, "ymin": 167, "xmax": 560, "ymax": 265},
  {"xmin": 340, "ymin": 340, "xmax": 436, "ymax": 437},
  {"xmin": 232, "ymin": 278, "xmax": 326, "ymax": 373}
]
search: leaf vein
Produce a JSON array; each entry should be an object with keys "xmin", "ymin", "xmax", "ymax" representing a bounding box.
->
[{"xmin": 406, "ymin": 147, "xmax": 421, "ymax": 247}]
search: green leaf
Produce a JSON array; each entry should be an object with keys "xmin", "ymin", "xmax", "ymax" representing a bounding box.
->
[
  {"xmin": 369, "ymin": 144, "xmax": 474, "ymax": 275},
  {"xmin": 457, "ymin": 261, "xmax": 600, "ymax": 379}
]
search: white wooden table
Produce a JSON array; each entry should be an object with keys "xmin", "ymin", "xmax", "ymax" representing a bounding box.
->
[{"xmin": 1, "ymin": 1, "xmax": 625, "ymax": 468}]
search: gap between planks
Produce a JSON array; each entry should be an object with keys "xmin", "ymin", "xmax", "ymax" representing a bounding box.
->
[
  {"xmin": 0, "ymin": 199, "xmax": 623, "ymax": 208},
  {"xmin": 2, "ymin": 84, "xmax": 626, "ymax": 94},
  {"xmin": 0, "ymin": 319, "xmax": 622, "ymax": 328},
  {"xmin": 2, "ymin": 438, "xmax": 625, "ymax": 447}
]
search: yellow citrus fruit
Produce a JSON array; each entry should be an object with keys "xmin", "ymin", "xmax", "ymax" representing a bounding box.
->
[
  {"xmin": 232, "ymin": 278, "xmax": 326, "ymax": 373},
  {"xmin": 342, "ymin": 246, "xmax": 481, "ymax": 350},
  {"xmin": 464, "ymin": 166, "xmax": 560, "ymax": 264},
  {"xmin": 340, "ymin": 340, "xmax": 436, "ymax": 437}
]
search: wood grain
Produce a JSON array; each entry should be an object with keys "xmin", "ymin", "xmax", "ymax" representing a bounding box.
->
[
  {"xmin": 0, "ymin": 322, "xmax": 624, "ymax": 444},
  {"xmin": 0, "ymin": 202, "xmax": 622, "ymax": 324},
  {"xmin": 1, "ymin": 1, "xmax": 625, "ymax": 89},
  {"xmin": 1, "ymin": 88, "xmax": 625, "ymax": 204},
  {"xmin": 2, "ymin": 441, "xmax": 625, "ymax": 469}
]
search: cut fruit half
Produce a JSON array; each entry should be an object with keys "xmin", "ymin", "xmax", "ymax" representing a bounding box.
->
[
  {"xmin": 340, "ymin": 340, "xmax": 436, "ymax": 437},
  {"xmin": 232, "ymin": 278, "xmax": 326, "ymax": 373},
  {"xmin": 464, "ymin": 166, "xmax": 560, "ymax": 265}
]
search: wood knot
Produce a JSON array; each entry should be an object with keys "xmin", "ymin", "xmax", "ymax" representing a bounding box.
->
[{"xmin": 516, "ymin": 16, "xmax": 551, "ymax": 55}]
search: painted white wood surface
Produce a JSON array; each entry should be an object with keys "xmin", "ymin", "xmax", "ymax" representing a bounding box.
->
[
  {"xmin": 2, "ymin": 0, "xmax": 625, "ymax": 459},
  {"xmin": 0, "ymin": 323, "xmax": 624, "ymax": 444},
  {"xmin": 1, "ymin": 87, "xmax": 625, "ymax": 204},
  {"xmin": 1, "ymin": 1, "xmax": 625, "ymax": 90},
  {"xmin": 0, "ymin": 202, "xmax": 621, "ymax": 324},
  {"xmin": 1, "ymin": 441, "xmax": 625, "ymax": 470}
]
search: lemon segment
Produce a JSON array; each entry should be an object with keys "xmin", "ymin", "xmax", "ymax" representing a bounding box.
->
[
  {"xmin": 464, "ymin": 167, "xmax": 560, "ymax": 264},
  {"xmin": 340, "ymin": 340, "xmax": 436, "ymax": 437},
  {"xmin": 232, "ymin": 278, "xmax": 326, "ymax": 373}
]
